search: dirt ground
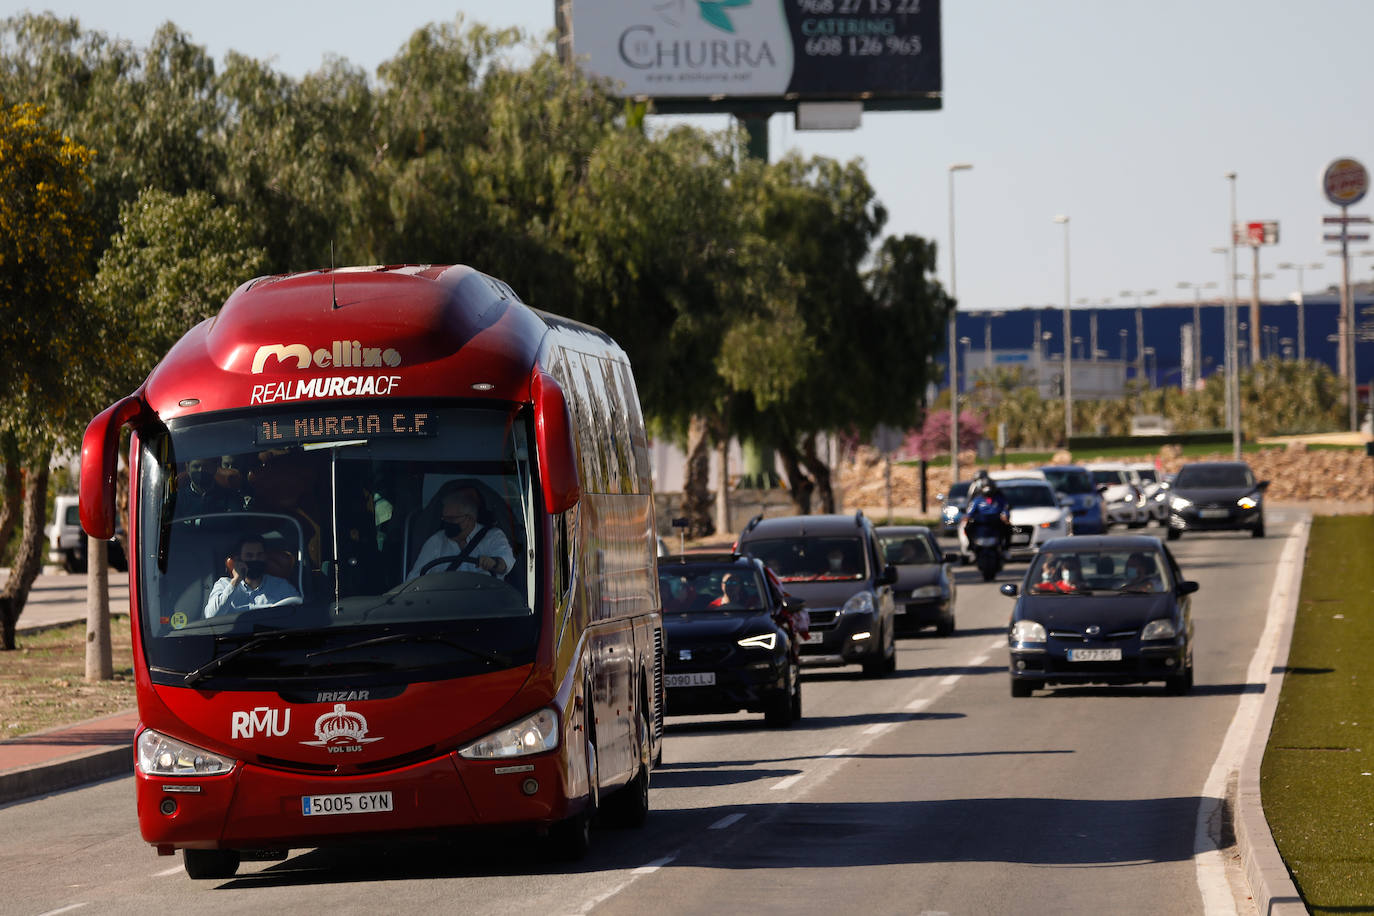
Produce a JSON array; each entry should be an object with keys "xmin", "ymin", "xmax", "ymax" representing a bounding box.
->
[{"xmin": 0, "ymin": 617, "xmax": 135, "ymax": 739}]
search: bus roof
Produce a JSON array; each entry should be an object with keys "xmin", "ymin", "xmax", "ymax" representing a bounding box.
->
[{"xmin": 139, "ymin": 265, "xmax": 624, "ymax": 422}]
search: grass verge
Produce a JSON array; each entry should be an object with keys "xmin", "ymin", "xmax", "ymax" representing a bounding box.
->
[
  {"xmin": 0, "ymin": 616, "xmax": 135, "ymax": 739},
  {"xmin": 1261, "ymin": 515, "xmax": 1374, "ymax": 915}
]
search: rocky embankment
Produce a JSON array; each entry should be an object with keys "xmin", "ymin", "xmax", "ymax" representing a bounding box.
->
[{"xmin": 839, "ymin": 441, "xmax": 1374, "ymax": 512}]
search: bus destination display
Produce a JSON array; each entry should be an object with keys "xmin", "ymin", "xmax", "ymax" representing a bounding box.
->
[{"xmin": 256, "ymin": 410, "xmax": 434, "ymax": 445}]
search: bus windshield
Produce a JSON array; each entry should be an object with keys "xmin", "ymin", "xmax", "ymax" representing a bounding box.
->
[{"xmin": 135, "ymin": 404, "xmax": 540, "ymax": 689}]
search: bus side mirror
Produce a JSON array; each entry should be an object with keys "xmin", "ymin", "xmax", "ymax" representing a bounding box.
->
[
  {"xmin": 533, "ymin": 372, "xmax": 581, "ymax": 514},
  {"xmin": 80, "ymin": 395, "xmax": 149, "ymax": 539}
]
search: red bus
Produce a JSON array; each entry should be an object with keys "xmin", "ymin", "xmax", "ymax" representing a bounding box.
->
[{"xmin": 80, "ymin": 265, "xmax": 664, "ymax": 877}]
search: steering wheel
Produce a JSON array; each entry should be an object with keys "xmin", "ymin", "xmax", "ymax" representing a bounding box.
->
[{"xmin": 417, "ymin": 554, "xmax": 489, "ymax": 576}]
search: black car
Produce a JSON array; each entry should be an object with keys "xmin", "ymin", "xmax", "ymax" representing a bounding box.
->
[
  {"xmin": 1166, "ymin": 460, "xmax": 1268, "ymax": 539},
  {"xmin": 1001, "ymin": 535, "xmax": 1198, "ymax": 696},
  {"xmin": 737, "ymin": 511, "xmax": 898, "ymax": 677},
  {"xmin": 656, "ymin": 555, "xmax": 803, "ymax": 727},
  {"xmin": 875, "ymin": 525, "xmax": 958, "ymax": 636}
]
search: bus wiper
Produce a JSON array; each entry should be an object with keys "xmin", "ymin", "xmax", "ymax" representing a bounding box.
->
[
  {"xmin": 306, "ymin": 632, "xmax": 511, "ymax": 668},
  {"xmin": 182, "ymin": 627, "xmax": 331, "ymax": 687}
]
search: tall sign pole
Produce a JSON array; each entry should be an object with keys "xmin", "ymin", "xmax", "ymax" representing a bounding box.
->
[
  {"xmin": 1226, "ymin": 173, "xmax": 1240, "ymax": 460},
  {"xmin": 948, "ymin": 163, "xmax": 972, "ymax": 485},
  {"xmin": 1233, "ymin": 221, "xmax": 1279, "ymax": 369},
  {"xmin": 1322, "ymin": 158, "xmax": 1370, "ymax": 432}
]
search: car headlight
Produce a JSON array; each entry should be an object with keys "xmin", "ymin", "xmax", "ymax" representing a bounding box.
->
[
  {"xmin": 737, "ymin": 632, "xmax": 777, "ymax": 650},
  {"xmin": 1153, "ymin": 490, "xmax": 1168, "ymax": 502},
  {"xmin": 1170, "ymin": 496, "xmax": 1193, "ymax": 511},
  {"xmin": 942, "ymin": 505, "xmax": 959, "ymax": 521},
  {"xmin": 1141, "ymin": 619, "xmax": 1178, "ymax": 640},
  {"xmin": 841, "ymin": 591, "xmax": 875, "ymax": 616},
  {"xmin": 1011, "ymin": 620, "xmax": 1047, "ymax": 643},
  {"xmin": 910, "ymin": 585, "xmax": 943, "ymax": 599},
  {"xmin": 1038, "ymin": 518, "xmax": 1064, "ymax": 529},
  {"xmin": 137, "ymin": 728, "xmax": 236, "ymax": 777},
  {"xmin": 1237, "ymin": 495, "xmax": 1258, "ymax": 509},
  {"xmin": 457, "ymin": 708, "xmax": 559, "ymax": 760}
]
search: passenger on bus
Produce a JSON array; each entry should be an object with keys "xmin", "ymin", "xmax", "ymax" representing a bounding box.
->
[
  {"xmin": 407, "ymin": 491, "xmax": 515, "ymax": 580},
  {"xmin": 203, "ymin": 535, "xmax": 301, "ymax": 618},
  {"xmin": 177, "ymin": 457, "xmax": 238, "ymax": 516}
]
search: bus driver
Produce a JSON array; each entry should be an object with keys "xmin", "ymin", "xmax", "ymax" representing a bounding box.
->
[
  {"xmin": 407, "ymin": 491, "xmax": 514, "ymax": 581},
  {"xmin": 204, "ymin": 535, "xmax": 301, "ymax": 617}
]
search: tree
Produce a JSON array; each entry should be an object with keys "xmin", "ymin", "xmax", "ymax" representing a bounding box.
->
[{"xmin": 0, "ymin": 99, "xmax": 98, "ymax": 648}]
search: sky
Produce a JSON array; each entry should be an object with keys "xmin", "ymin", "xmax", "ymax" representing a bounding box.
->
[{"xmin": 8, "ymin": 0, "xmax": 1374, "ymax": 316}]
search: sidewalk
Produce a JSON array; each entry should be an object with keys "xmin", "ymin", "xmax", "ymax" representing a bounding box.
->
[{"xmin": 0, "ymin": 708, "xmax": 137, "ymax": 805}]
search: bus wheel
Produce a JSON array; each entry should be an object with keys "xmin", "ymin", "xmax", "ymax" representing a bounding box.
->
[
  {"xmin": 602, "ymin": 706, "xmax": 650, "ymax": 828},
  {"xmin": 548, "ymin": 810, "xmax": 592, "ymax": 862},
  {"xmin": 183, "ymin": 848, "xmax": 241, "ymax": 879}
]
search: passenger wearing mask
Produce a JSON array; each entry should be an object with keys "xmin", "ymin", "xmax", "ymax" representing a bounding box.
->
[{"xmin": 178, "ymin": 457, "xmax": 237, "ymax": 516}]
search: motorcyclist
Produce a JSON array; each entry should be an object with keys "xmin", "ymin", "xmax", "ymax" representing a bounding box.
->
[{"xmin": 962, "ymin": 470, "xmax": 1011, "ymax": 552}]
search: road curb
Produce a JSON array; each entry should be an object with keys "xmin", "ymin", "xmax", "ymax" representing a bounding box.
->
[
  {"xmin": 0, "ymin": 745, "xmax": 132, "ymax": 806},
  {"xmin": 1234, "ymin": 513, "xmax": 1309, "ymax": 915}
]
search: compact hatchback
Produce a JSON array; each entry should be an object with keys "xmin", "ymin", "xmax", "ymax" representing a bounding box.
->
[
  {"xmin": 737, "ymin": 512, "xmax": 897, "ymax": 677},
  {"xmin": 1002, "ymin": 535, "xmax": 1198, "ymax": 696},
  {"xmin": 657, "ymin": 555, "xmax": 803, "ymax": 727},
  {"xmin": 1167, "ymin": 461, "xmax": 1268, "ymax": 539},
  {"xmin": 875, "ymin": 525, "xmax": 958, "ymax": 636}
]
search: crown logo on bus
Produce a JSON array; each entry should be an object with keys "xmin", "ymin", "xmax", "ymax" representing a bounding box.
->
[
  {"xmin": 252, "ymin": 341, "xmax": 402, "ymax": 374},
  {"xmin": 300, "ymin": 703, "xmax": 383, "ymax": 749}
]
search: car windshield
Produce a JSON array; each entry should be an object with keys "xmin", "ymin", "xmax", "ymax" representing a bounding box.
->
[
  {"xmin": 878, "ymin": 533, "xmax": 936, "ymax": 566},
  {"xmin": 1135, "ymin": 468, "xmax": 1159, "ymax": 483},
  {"xmin": 1028, "ymin": 549, "xmax": 1172, "ymax": 595},
  {"xmin": 1002, "ymin": 484, "xmax": 1057, "ymax": 509},
  {"xmin": 658, "ymin": 566, "xmax": 765, "ymax": 613},
  {"xmin": 1175, "ymin": 465, "xmax": 1255, "ymax": 489},
  {"xmin": 744, "ymin": 536, "xmax": 867, "ymax": 583},
  {"xmin": 1090, "ymin": 470, "xmax": 1125, "ymax": 486},
  {"xmin": 1042, "ymin": 468, "xmax": 1093, "ymax": 494},
  {"xmin": 135, "ymin": 405, "xmax": 540, "ymax": 688}
]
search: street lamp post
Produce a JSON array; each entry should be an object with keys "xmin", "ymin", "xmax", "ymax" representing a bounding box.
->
[
  {"xmin": 1225, "ymin": 170, "xmax": 1247, "ymax": 458},
  {"xmin": 1277, "ymin": 261, "xmax": 1323, "ymax": 362},
  {"xmin": 1177, "ymin": 281, "xmax": 1217, "ymax": 386},
  {"xmin": 1053, "ymin": 215, "xmax": 1072, "ymax": 443},
  {"xmin": 1143, "ymin": 346, "xmax": 1156, "ymax": 388},
  {"xmin": 1120, "ymin": 289, "xmax": 1158, "ymax": 385},
  {"xmin": 947, "ymin": 163, "xmax": 972, "ymax": 484}
]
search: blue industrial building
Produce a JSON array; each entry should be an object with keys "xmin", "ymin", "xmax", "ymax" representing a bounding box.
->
[{"xmin": 942, "ymin": 292, "xmax": 1374, "ymax": 392}]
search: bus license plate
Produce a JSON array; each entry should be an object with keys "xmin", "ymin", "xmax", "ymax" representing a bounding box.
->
[
  {"xmin": 1067, "ymin": 648, "xmax": 1122, "ymax": 662},
  {"xmin": 665, "ymin": 672, "xmax": 715, "ymax": 688},
  {"xmin": 301, "ymin": 791, "xmax": 394, "ymax": 817}
]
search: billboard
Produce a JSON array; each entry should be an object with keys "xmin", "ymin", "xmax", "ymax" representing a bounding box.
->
[{"xmin": 559, "ymin": 0, "xmax": 941, "ymax": 113}]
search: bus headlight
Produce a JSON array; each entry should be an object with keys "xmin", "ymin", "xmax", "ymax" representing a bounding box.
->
[
  {"xmin": 136, "ymin": 728, "xmax": 236, "ymax": 777},
  {"xmin": 458, "ymin": 708, "xmax": 559, "ymax": 759}
]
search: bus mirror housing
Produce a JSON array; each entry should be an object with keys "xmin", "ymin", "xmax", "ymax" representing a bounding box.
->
[
  {"xmin": 80, "ymin": 395, "xmax": 149, "ymax": 539},
  {"xmin": 533, "ymin": 372, "xmax": 581, "ymax": 514}
]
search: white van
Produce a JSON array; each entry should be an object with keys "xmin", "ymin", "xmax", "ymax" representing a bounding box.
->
[{"xmin": 45, "ymin": 494, "xmax": 126, "ymax": 573}]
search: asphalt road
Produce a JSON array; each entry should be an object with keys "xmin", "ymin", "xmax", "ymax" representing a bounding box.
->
[{"xmin": 0, "ymin": 514, "xmax": 1297, "ymax": 916}]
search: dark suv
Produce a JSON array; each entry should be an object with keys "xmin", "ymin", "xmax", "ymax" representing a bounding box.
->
[
  {"xmin": 737, "ymin": 512, "xmax": 898, "ymax": 677},
  {"xmin": 656, "ymin": 555, "xmax": 803, "ymax": 727}
]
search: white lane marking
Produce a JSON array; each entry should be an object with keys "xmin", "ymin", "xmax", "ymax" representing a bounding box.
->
[
  {"xmin": 863, "ymin": 722, "xmax": 895, "ymax": 736},
  {"xmin": 938, "ymin": 674, "xmax": 960, "ymax": 687},
  {"xmin": 969, "ymin": 653, "xmax": 990, "ymax": 665},
  {"xmin": 771, "ymin": 773, "xmax": 806, "ymax": 791},
  {"xmin": 632, "ymin": 854, "xmax": 677, "ymax": 875},
  {"xmin": 1193, "ymin": 514, "xmax": 1307, "ymax": 915},
  {"xmin": 152, "ymin": 865, "xmax": 184, "ymax": 877},
  {"xmin": 906, "ymin": 697, "xmax": 931, "ymax": 712},
  {"xmin": 708, "ymin": 813, "xmax": 746, "ymax": 830},
  {"xmin": 36, "ymin": 905, "xmax": 88, "ymax": 916},
  {"xmin": 825, "ymin": 748, "xmax": 850, "ymax": 756}
]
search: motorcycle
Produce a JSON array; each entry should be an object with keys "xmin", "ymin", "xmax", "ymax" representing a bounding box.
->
[{"xmin": 963, "ymin": 513, "xmax": 1005, "ymax": 582}]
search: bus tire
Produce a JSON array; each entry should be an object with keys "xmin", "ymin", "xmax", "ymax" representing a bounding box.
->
[
  {"xmin": 183, "ymin": 848, "xmax": 241, "ymax": 879},
  {"xmin": 602, "ymin": 705, "xmax": 651, "ymax": 828},
  {"xmin": 548, "ymin": 810, "xmax": 592, "ymax": 862}
]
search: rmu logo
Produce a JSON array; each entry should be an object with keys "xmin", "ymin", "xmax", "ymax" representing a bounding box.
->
[
  {"xmin": 252, "ymin": 341, "xmax": 402, "ymax": 374},
  {"xmin": 231, "ymin": 706, "xmax": 291, "ymax": 739}
]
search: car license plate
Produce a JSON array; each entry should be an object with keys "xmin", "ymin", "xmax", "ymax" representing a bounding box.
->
[
  {"xmin": 1011, "ymin": 534, "xmax": 1030, "ymax": 545},
  {"xmin": 301, "ymin": 791, "xmax": 393, "ymax": 817},
  {"xmin": 665, "ymin": 672, "xmax": 715, "ymax": 688},
  {"xmin": 1199, "ymin": 508, "xmax": 1229, "ymax": 519},
  {"xmin": 802, "ymin": 630, "xmax": 826, "ymax": 644},
  {"xmin": 1066, "ymin": 648, "xmax": 1122, "ymax": 662}
]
